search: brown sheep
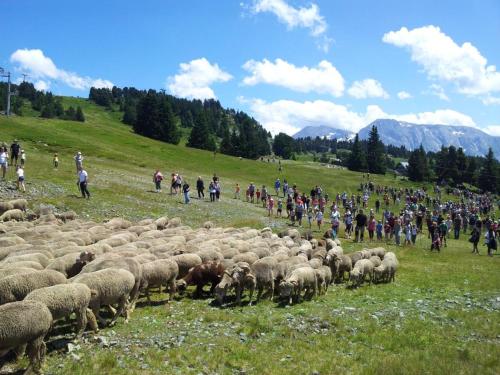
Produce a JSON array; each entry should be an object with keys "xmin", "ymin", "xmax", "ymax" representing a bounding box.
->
[{"xmin": 176, "ymin": 261, "xmax": 225, "ymax": 297}]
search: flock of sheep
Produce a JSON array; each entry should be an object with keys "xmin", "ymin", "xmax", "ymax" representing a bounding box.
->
[{"xmin": 0, "ymin": 200, "xmax": 398, "ymax": 373}]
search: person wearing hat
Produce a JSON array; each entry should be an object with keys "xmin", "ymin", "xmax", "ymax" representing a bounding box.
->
[
  {"xmin": 74, "ymin": 152, "xmax": 83, "ymax": 172},
  {"xmin": 10, "ymin": 140, "xmax": 21, "ymax": 167}
]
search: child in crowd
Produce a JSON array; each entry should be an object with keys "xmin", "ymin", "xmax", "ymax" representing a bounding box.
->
[
  {"xmin": 277, "ymin": 199, "xmax": 283, "ymax": 217},
  {"xmin": 267, "ymin": 196, "xmax": 274, "ymax": 217},
  {"xmin": 376, "ymin": 220, "xmax": 383, "ymax": 241},
  {"xmin": 316, "ymin": 209, "xmax": 323, "ymax": 231},
  {"xmin": 16, "ymin": 165, "xmax": 25, "ymax": 192}
]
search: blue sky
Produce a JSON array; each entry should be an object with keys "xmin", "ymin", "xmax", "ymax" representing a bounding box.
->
[{"xmin": 1, "ymin": 0, "xmax": 499, "ymax": 136}]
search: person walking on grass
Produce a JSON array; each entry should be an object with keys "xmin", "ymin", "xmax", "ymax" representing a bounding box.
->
[
  {"xmin": 53, "ymin": 153, "xmax": 59, "ymax": 169},
  {"xmin": 411, "ymin": 224, "xmax": 418, "ymax": 245},
  {"xmin": 10, "ymin": 140, "xmax": 21, "ymax": 167},
  {"xmin": 368, "ymin": 215, "xmax": 376, "ymax": 242},
  {"xmin": 469, "ymin": 225, "xmax": 480, "ymax": 254},
  {"xmin": 274, "ymin": 178, "xmax": 281, "ymax": 196},
  {"xmin": 393, "ymin": 217, "xmax": 401, "ymax": 246},
  {"xmin": 249, "ymin": 183, "xmax": 255, "ymax": 203},
  {"xmin": 439, "ymin": 220, "xmax": 448, "ymax": 247},
  {"xmin": 16, "ymin": 165, "xmax": 25, "ymax": 192},
  {"xmin": 20, "ymin": 150, "xmax": 26, "ymax": 167},
  {"xmin": 307, "ymin": 206, "xmax": 313, "ymax": 229},
  {"xmin": 330, "ymin": 207, "xmax": 340, "ymax": 239},
  {"xmin": 404, "ymin": 222, "xmax": 412, "ymax": 246},
  {"xmin": 0, "ymin": 147, "xmax": 8, "ymax": 179},
  {"xmin": 196, "ymin": 176, "xmax": 205, "ymax": 199},
  {"xmin": 74, "ymin": 151, "xmax": 83, "ymax": 172},
  {"xmin": 376, "ymin": 220, "xmax": 383, "ymax": 241},
  {"xmin": 234, "ymin": 183, "xmax": 241, "ymax": 200},
  {"xmin": 296, "ymin": 200, "xmax": 304, "ymax": 226},
  {"xmin": 485, "ymin": 228, "xmax": 497, "ymax": 257},
  {"xmin": 344, "ymin": 209, "xmax": 353, "ymax": 239},
  {"xmin": 354, "ymin": 209, "xmax": 367, "ymax": 243},
  {"xmin": 209, "ymin": 181, "xmax": 216, "ymax": 202},
  {"xmin": 277, "ymin": 199, "xmax": 283, "ymax": 218},
  {"xmin": 77, "ymin": 167, "xmax": 90, "ymax": 199},
  {"xmin": 153, "ymin": 169, "xmax": 163, "ymax": 193},
  {"xmin": 182, "ymin": 180, "xmax": 190, "ymax": 204},
  {"xmin": 214, "ymin": 180, "xmax": 221, "ymax": 201},
  {"xmin": 267, "ymin": 196, "xmax": 274, "ymax": 217},
  {"xmin": 316, "ymin": 209, "xmax": 324, "ymax": 232}
]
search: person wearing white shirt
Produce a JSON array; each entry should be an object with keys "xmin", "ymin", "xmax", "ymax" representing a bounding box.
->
[
  {"xmin": 0, "ymin": 147, "xmax": 8, "ymax": 179},
  {"xmin": 77, "ymin": 167, "xmax": 90, "ymax": 199},
  {"xmin": 16, "ymin": 166, "xmax": 25, "ymax": 192}
]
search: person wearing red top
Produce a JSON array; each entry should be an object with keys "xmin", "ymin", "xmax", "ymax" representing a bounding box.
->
[{"xmin": 367, "ymin": 216, "xmax": 377, "ymax": 241}]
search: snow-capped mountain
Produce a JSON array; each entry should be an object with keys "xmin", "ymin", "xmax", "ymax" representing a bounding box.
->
[
  {"xmin": 358, "ymin": 119, "xmax": 500, "ymax": 156},
  {"xmin": 292, "ymin": 125, "xmax": 354, "ymax": 141}
]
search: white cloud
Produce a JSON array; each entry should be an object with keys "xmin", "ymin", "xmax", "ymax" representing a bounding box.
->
[
  {"xmin": 34, "ymin": 80, "xmax": 50, "ymax": 91},
  {"xmin": 248, "ymin": 0, "xmax": 331, "ymax": 51},
  {"xmin": 397, "ymin": 91, "xmax": 412, "ymax": 100},
  {"xmin": 426, "ymin": 84, "xmax": 450, "ymax": 101},
  {"xmin": 382, "ymin": 25, "xmax": 500, "ymax": 96},
  {"xmin": 347, "ymin": 79, "xmax": 389, "ymax": 99},
  {"xmin": 483, "ymin": 125, "xmax": 500, "ymax": 136},
  {"xmin": 246, "ymin": 97, "xmax": 476, "ymax": 135},
  {"xmin": 482, "ymin": 96, "xmax": 500, "ymax": 106},
  {"xmin": 242, "ymin": 59, "xmax": 344, "ymax": 96},
  {"xmin": 10, "ymin": 49, "xmax": 113, "ymax": 90},
  {"xmin": 167, "ymin": 58, "xmax": 232, "ymax": 100}
]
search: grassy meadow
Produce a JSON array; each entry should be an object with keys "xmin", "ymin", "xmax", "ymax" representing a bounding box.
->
[{"xmin": 0, "ymin": 98, "xmax": 499, "ymax": 375}]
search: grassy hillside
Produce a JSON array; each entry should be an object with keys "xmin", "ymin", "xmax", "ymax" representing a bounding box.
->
[{"xmin": 0, "ymin": 98, "xmax": 499, "ymax": 375}]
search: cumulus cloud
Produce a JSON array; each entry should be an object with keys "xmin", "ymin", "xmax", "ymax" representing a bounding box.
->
[
  {"xmin": 34, "ymin": 80, "xmax": 50, "ymax": 91},
  {"xmin": 483, "ymin": 125, "xmax": 500, "ymax": 136},
  {"xmin": 245, "ymin": 97, "xmax": 476, "ymax": 135},
  {"xmin": 426, "ymin": 84, "xmax": 450, "ymax": 101},
  {"xmin": 248, "ymin": 0, "xmax": 331, "ymax": 51},
  {"xmin": 242, "ymin": 58, "xmax": 344, "ymax": 96},
  {"xmin": 382, "ymin": 25, "xmax": 500, "ymax": 96},
  {"xmin": 397, "ymin": 91, "xmax": 412, "ymax": 100},
  {"xmin": 167, "ymin": 58, "xmax": 232, "ymax": 100},
  {"xmin": 347, "ymin": 79, "xmax": 389, "ymax": 99},
  {"xmin": 10, "ymin": 49, "xmax": 113, "ymax": 90}
]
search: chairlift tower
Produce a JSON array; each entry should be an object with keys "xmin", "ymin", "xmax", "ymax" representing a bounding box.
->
[{"xmin": 0, "ymin": 67, "xmax": 13, "ymax": 116}]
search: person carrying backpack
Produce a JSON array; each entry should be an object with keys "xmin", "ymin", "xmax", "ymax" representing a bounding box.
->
[{"xmin": 153, "ymin": 170, "xmax": 163, "ymax": 193}]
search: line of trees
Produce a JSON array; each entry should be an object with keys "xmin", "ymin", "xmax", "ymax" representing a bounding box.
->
[
  {"xmin": 89, "ymin": 86, "xmax": 271, "ymax": 158},
  {"xmin": 0, "ymin": 81, "xmax": 85, "ymax": 122}
]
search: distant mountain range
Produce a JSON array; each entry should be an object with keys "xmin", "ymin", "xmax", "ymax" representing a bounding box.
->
[
  {"xmin": 293, "ymin": 119, "xmax": 500, "ymax": 157},
  {"xmin": 292, "ymin": 125, "xmax": 354, "ymax": 141}
]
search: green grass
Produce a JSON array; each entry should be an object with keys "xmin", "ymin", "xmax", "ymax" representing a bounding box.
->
[{"xmin": 0, "ymin": 98, "xmax": 499, "ymax": 374}]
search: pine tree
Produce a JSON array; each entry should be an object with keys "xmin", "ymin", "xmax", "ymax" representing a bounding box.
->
[
  {"xmin": 463, "ymin": 158, "xmax": 477, "ymax": 186},
  {"xmin": 347, "ymin": 134, "xmax": 366, "ymax": 172},
  {"xmin": 407, "ymin": 145, "xmax": 429, "ymax": 181},
  {"xmin": 272, "ymin": 133, "xmax": 295, "ymax": 159},
  {"xmin": 75, "ymin": 106, "xmax": 85, "ymax": 122},
  {"xmin": 122, "ymin": 102, "xmax": 137, "ymax": 125},
  {"xmin": 65, "ymin": 106, "xmax": 76, "ymax": 120},
  {"xmin": 478, "ymin": 148, "xmax": 498, "ymax": 193},
  {"xmin": 366, "ymin": 125, "xmax": 385, "ymax": 174},
  {"xmin": 187, "ymin": 112, "xmax": 213, "ymax": 150},
  {"xmin": 219, "ymin": 126, "xmax": 233, "ymax": 155}
]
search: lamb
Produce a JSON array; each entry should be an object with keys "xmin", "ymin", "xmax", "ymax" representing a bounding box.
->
[
  {"xmin": 140, "ymin": 259, "xmax": 179, "ymax": 302},
  {"xmin": 250, "ymin": 257, "xmax": 276, "ymax": 302},
  {"xmin": 0, "ymin": 209, "xmax": 24, "ymax": 222},
  {"xmin": 176, "ymin": 261, "xmax": 224, "ymax": 297},
  {"xmin": 349, "ymin": 259, "xmax": 374, "ymax": 287},
  {"xmin": 45, "ymin": 251, "xmax": 96, "ymax": 277},
  {"xmin": 8, "ymin": 199, "xmax": 28, "ymax": 212},
  {"xmin": 24, "ymin": 283, "xmax": 98, "ymax": 337},
  {"xmin": 315, "ymin": 266, "xmax": 333, "ymax": 295},
  {"xmin": 172, "ymin": 253, "xmax": 203, "ymax": 279},
  {"xmin": 279, "ymin": 267, "xmax": 317, "ymax": 305},
  {"xmin": 0, "ymin": 300, "xmax": 52, "ymax": 373},
  {"xmin": 0, "ymin": 270, "xmax": 67, "ymax": 305},
  {"xmin": 71, "ymin": 268, "xmax": 135, "ymax": 326}
]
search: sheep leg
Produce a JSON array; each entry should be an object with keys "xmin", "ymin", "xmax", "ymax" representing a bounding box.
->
[
  {"xmin": 256, "ymin": 286, "xmax": 263, "ymax": 302},
  {"xmin": 13, "ymin": 344, "xmax": 27, "ymax": 359},
  {"xmin": 26, "ymin": 337, "xmax": 45, "ymax": 375},
  {"xmin": 111, "ymin": 296, "xmax": 129, "ymax": 325},
  {"xmin": 75, "ymin": 307, "xmax": 88, "ymax": 338},
  {"xmin": 168, "ymin": 280, "xmax": 176, "ymax": 302},
  {"xmin": 247, "ymin": 285, "xmax": 255, "ymax": 306},
  {"xmin": 145, "ymin": 287, "xmax": 152, "ymax": 303},
  {"xmin": 93, "ymin": 306, "xmax": 107, "ymax": 327},
  {"xmin": 86, "ymin": 308, "xmax": 99, "ymax": 333}
]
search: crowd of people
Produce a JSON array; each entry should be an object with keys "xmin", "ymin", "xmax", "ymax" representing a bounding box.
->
[{"xmin": 0, "ymin": 140, "xmax": 26, "ymax": 192}]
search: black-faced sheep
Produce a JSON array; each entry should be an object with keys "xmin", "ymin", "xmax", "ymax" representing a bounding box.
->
[
  {"xmin": 0, "ymin": 300, "xmax": 52, "ymax": 373},
  {"xmin": 25, "ymin": 283, "xmax": 98, "ymax": 337}
]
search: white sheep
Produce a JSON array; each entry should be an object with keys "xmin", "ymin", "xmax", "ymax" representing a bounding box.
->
[
  {"xmin": 349, "ymin": 259, "xmax": 374, "ymax": 287},
  {"xmin": 279, "ymin": 267, "xmax": 317, "ymax": 305},
  {"xmin": 140, "ymin": 259, "xmax": 179, "ymax": 303}
]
